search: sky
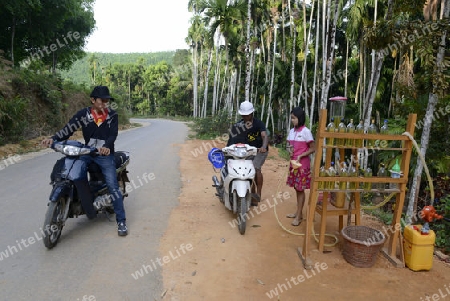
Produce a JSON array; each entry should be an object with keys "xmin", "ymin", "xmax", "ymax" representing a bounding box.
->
[{"xmin": 84, "ymin": 0, "xmax": 192, "ymax": 53}]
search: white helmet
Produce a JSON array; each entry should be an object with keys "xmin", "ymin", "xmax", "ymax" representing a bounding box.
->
[{"xmin": 238, "ymin": 101, "xmax": 255, "ymax": 115}]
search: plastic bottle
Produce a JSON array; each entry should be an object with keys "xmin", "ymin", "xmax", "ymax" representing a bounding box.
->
[
  {"xmin": 337, "ymin": 119, "xmax": 346, "ymax": 147},
  {"xmin": 367, "ymin": 119, "xmax": 378, "ymax": 147},
  {"xmin": 345, "ymin": 119, "xmax": 355, "ymax": 147},
  {"xmin": 390, "ymin": 159, "xmax": 401, "ymax": 189},
  {"xmin": 364, "ymin": 166, "xmax": 372, "ymax": 190},
  {"xmin": 377, "ymin": 163, "xmax": 387, "ymax": 191},
  {"xmin": 326, "ymin": 118, "xmax": 336, "ymax": 146},
  {"xmin": 355, "ymin": 120, "xmax": 364, "ymax": 148}
]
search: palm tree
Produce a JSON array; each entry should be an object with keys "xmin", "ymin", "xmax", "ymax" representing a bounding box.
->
[
  {"xmin": 406, "ymin": 0, "xmax": 450, "ymax": 223},
  {"xmin": 320, "ymin": 0, "xmax": 342, "ymax": 110},
  {"xmin": 244, "ymin": 0, "xmax": 252, "ymax": 103},
  {"xmin": 200, "ymin": 0, "xmax": 247, "ymax": 114},
  {"xmin": 187, "ymin": 15, "xmax": 204, "ymax": 117}
]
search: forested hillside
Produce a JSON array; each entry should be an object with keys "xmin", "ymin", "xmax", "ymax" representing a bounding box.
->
[{"xmin": 61, "ymin": 52, "xmax": 176, "ymax": 84}]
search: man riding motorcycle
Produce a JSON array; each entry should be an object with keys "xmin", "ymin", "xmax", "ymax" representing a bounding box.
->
[{"xmin": 42, "ymin": 86, "xmax": 128, "ymax": 236}]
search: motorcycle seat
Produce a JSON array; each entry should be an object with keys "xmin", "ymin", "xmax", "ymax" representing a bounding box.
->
[
  {"xmin": 88, "ymin": 152, "xmax": 130, "ymax": 182},
  {"xmin": 114, "ymin": 151, "xmax": 130, "ymax": 169}
]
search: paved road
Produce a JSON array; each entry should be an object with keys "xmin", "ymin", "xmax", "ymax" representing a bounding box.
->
[{"xmin": 0, "ymin": 119, "xmax": 188, "ymax": 300}]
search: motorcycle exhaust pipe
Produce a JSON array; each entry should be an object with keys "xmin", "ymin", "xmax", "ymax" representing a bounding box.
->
[{"xmin": 212, "ymin": 175, "xmax": 221, "ymax": 187}]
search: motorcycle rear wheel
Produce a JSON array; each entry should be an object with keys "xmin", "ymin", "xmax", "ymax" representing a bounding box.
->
[
  {"xmin": 237, "ymin": 196, "xmax": 247, "ymax": 235},
  {"xmin": 118, "ymin": 173, "xmax": 128, "ymax": 197},
  {"xmin": 43, "ymin": 199, "xmax": 66, "ymax": 249}
]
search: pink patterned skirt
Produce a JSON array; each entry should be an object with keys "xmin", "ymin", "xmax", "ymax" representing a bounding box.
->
[{"xmin": 286, "ymin": 164, "xmax": 311, "ymax": 191}]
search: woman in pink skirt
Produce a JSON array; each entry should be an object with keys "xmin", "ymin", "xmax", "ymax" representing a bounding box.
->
[{"xmin": 286, "ymin": 107, "xmax": 315, "ymax": 226}]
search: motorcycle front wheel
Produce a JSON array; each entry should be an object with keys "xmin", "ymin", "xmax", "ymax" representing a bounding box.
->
[
  {"xmin": 237, "ymin": 196, "xmax": 247, "ymax": 235},
  {"xmin": 43, "ymin": 198, "xmax": 66, "ymax": 249}
]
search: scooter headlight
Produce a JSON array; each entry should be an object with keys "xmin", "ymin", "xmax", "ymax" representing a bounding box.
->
[
  {"xmin": 233, "ymin": 146, "xmax": 247, "ymax": 157},
  {"xmin": 56, "ymin": 144, "xmax": 91, "ymax": 156}
]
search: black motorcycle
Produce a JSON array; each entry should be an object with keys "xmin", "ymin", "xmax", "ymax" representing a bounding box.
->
[{"xmin": 43, "ymin": 140, "xmax": 130, "ymax": 249}]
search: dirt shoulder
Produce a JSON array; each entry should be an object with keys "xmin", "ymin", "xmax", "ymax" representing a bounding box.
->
[{"xmin": 160, "ymin": 139, "xmax": 450, "ymax": 301}]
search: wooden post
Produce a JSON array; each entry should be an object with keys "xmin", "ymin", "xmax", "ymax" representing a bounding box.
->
[
  {"xmin": 299, "ymin": 109, "xmax": 328, "ymax": 269},
  {"xmin": 381, "ymin": 113, "xmax": 416, "ymax": 267}
]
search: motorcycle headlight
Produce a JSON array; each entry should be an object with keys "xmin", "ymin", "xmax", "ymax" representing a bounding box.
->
[
  {"xmin": 58, "ymin": 145, "xmax": 91, "ymax": 156},
  {"xmin": 234, "ymin": 147, "xmax": 247, "ymax": 157}
]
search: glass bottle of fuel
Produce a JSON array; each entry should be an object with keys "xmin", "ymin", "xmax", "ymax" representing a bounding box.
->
[
  {"xmin": 364, "ymin": 166, "xmax": 373, "ymax": 191},
  {"xmin": 377, "ymin": 163, "xmax": 387, "ymax": 190},
  {"xmin": 339, "ymin": 162, "xmax": 348, "ymax": 190},
  {"xmin": 345, "ymin": 119, "xmax": 355, "ymax": 147},
  {"xmin": 326, "ymin": 118, "xmax": 336, "ymax": 146},
  {"xmin": 348, "ymin": 162, "xmax": 358, "ymax": 189},
  {"xmin": 380, "ymin": 119, "xmax": 389, "ymax": 148},
  {"xmin": 380, "ymin": 119, "xmax": 389, "ymax": 134},
  {"xmin": 355, "ymin": 120, "xmax": 364, "ymax": 147},
  {"xmin": 318, "ymin": 166, "xmax": 326, "ymax": 189},
  {"xmin": 327, "ymin": 162, "xmax": 337, "ymax": 189},
  {"xmin": 337, "ymin": 119, "xmax": 346, "ymax": 147},
  {"xmin": 367, "ymin": 119, "xmax": 378, "ymax": 147}
]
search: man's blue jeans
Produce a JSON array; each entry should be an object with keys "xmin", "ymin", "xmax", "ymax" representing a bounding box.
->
[{"xmin": 79, "ymin": 154, "xmax": 126, "ymax": 223}]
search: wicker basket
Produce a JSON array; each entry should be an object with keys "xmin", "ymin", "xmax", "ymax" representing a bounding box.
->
[{"xmin": 341, "ymin": 225, "xmax": 386, "ymax": 268}]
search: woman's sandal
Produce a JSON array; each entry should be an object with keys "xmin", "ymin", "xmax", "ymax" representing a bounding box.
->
[{"xmin": 291, "ymin": 217, "xmax": 303, "ymax": 226}]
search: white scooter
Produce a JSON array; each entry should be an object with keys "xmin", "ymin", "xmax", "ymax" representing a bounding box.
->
[{"xmin": 208, "ymin": 143, "xmax": 257, "ymax": 235}]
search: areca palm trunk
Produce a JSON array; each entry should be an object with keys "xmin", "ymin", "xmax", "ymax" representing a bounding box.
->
[
  {"xmin": 288, "ymin": 0, "xmax": 296, "ymax": 130},
  {"xmin": 310, "ymin": 0, "xmax": 320, "ymax": 128},
  {"xmin": 289, "ymin": 21, "xmax": 296, "ymax": 131},
  {"xmin": 244, "ymin": 0, "xmax": 252, "ymax": 103},
  {"xmin": 320, "ymin": 0, "xmax": 329, "ymax": 109},
  {"xmin": 407, "ymin": 0, "xmax": 449, "ymax": 224},
  {"xmin": 344, "ymin": 39, "xmax": 349, "ymax": 97},
  {"xmin": 212, "ymin": 43, "xmax": 221, "ymax": 116},
  {"xmin": 219, "ymin": 48, "xmax": 230, "ymax": 112},
  {"xmin": 363, "ymin": 0, "xmax": 394, "ymax": 128},
  {"xmin": 202, "ymin": 49, "xmax": 213, "ymax": 117},
  {"xmin": 267, "ymin": 22, "xmax": 278, "ymax": 129},
  {"xmin": 320, "ymin": 0, "xmax": 340, "ymax": 109},
  {"xmin": 249, "ymin": 47, "xmax": 256, "ymax": 103},
  {"xmin": 192, "ymin": 42, "xmax": 199, "ymax": 117},
  {"xmin": 297, "ymin": 0, "xmax": 316, "ymax": 118},
  {"xmin": 251, "ymin": 46, "xmax": 260, "ymax": 104},
  {"xmin": 260, "ymin": 29, "xmax": 269, "ymax": 119}
]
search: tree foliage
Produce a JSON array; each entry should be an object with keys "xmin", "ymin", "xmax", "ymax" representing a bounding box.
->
[{"xmin": 0, "ymin": 0, "xmax": 95, "ymax": 71}]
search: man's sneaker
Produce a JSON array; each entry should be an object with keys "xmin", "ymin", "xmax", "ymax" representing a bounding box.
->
[{"xmin": 118, "ymin": 222, "xmax": 128, "ymax": 236}]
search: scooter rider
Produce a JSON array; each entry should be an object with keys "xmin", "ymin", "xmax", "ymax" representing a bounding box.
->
[
  {"xmin": 42, "ymin": 86, "xmax": 128, "ymax": 237},
  {"xmin": 227, "ymin": 101, "xmax": 269, "ymax": 206}
]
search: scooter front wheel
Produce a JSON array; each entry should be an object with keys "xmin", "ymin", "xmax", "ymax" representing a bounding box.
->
[
  {"xmin": 43, "ymin": 199, "xmax": 65, "ymax": 249},
  {"xmin": 237, "ymin": 196, "xmax": 247, "ymax": 235}
]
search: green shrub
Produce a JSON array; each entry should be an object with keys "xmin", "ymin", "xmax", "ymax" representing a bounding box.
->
[
  {"xmin": 431, "ymin": 195, "xmax": 450, "ymax": 254},
  {"xmin": 0, "ymin": 95, "xmax": 29, "ymax": 142},
  {"xmin": 191, "ymin": 110, "xmax": 234, "ymax": 139}
]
